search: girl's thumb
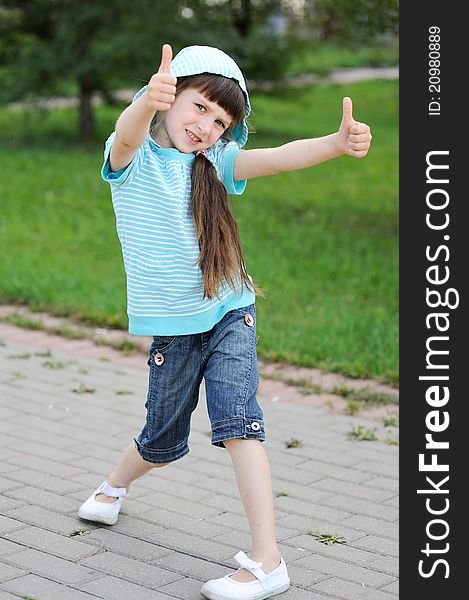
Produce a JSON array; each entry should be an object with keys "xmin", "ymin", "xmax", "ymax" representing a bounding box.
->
[
  {"xmin": 342, "ymin": 97, "xmax": 354, "ymax": 124},
  {"xmin": 158, "ymin": 44, "xmax": 173, "ymax": 74}
]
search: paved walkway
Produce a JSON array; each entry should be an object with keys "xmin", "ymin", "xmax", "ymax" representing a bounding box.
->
[
  {"xmin": 0, "ymin": 324, "xmax": 398, "ymax": 599},
  {"xmin": 7, "ymin": 67, "xmax": 399, "ymax": 110}
]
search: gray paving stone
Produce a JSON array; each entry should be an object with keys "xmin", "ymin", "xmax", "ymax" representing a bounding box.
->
[
  {"xmin": 340, "ymin": 515, "xmax": 399, "ymax": 540},
  {"xmin": 291, "ymin": 554, "xmax": 394, "ymax": 587},
  {"xmin": 292, "ymin": 461, "xmax": 373, "ymax": 484},
  {"xmin": 0, "ymin": 496, "xmax": 26, "ymax": 513},
  {"xmin": 151, "ymin": 551, "xmax": 230, "ymax": 581},
  {"xmin": 5, "ymin": 485, "xmax": 80, "ymax": 514},
  {"xmin": 81, "ymin": 528, "xmax": 173, "ymax": 562},
  {"xmin": 5, "ymin": 526, "xmax": 100, "ymax": 561},
  {"xmin": 312, "ymin": 576, "xmax": 397, "ymax": 599},
  {"xmin": 3, "ymin": 468, "xmax": 86, "ymax": 495},
  {"xmin": 0, "ymin": 514, "xmax": 28, "ymax": 536},
  {"xmin": 0, "ymin": 589, "xmax": 24, "ymax": 600},
  {"xmin": 313, "ymin": 477, "xmax": 394, "ymax": 503},
  {"xmin": 281, "ymin": 534, "xmax": 381, "ymax": 565},
  {"xmin": 78, "ymin": 575, "xmax": 173, "ymax": 599},
  {"xmin": 379, "ymin": 578, "xmax": 399, "ymax": 595},
  {"xmin": 275, "ymin": 496, "xmax": 352, "ymax": 522},
  {"xmin": 1, "ymin": 573, "xmax": 103, "ymax": 599},
  {"xmin": 4, "ymin": 454, "xmax": 85, "ymax": 478},
  {"xmin": 365, "ymin": 476, "xmax": 399, "ymax": 494},
  {"xmin": 80, "ymin": 551, "xmax": 182, "ymax": 587},
  {"xmin": 0, "ymin": 537, "xmax": 27, "ymax": 558},
  {"xmin": 137, "ymin": 479, "xmax": 214, "ymax": 503},
  {"xmin": 352, "ymin": 535, "xmax": 399, "ymax": 557},
  {"xmin": 2, "ymin": 436, "xmax": 82, "ymax": 463},
  {"xmin": 353, "ymin": 460, "xmax": 398, "ymax": 479},
  {"xmin": 281, "ymin": 447, "xmax": 363, "ymax": 468},
  {"xmin": 276, "ymin": 586, "xmax": 330, "ymax": 599},
  {"xmin": 106, "ymin": 513, "xmax": 165, "ymax": 541},
  {"xmin": 324, "ymin": 496, "xmax": 398, "ymax": 522},
  {"xmin": 0, "ymin": 476, "xmax": 22, "ymax": 494},
  {"xmin": 368, "ymin": 555, "xmax": 399, "ymax": 576},
  {"xmin": 6, "ymin": 504, "xmax": 99, "ymax": 536},
  {"xmin": 123, "ymin": 504, "xmax": 231, "ymax": 539},
  {"xmin": 0, "ymin": 562, "xmax": 26, "ymax": 583},
  {"xmin": 149, "ymin": 529, "xmax": 238, "ymax": 562},
  {"xmin": 278, "ymin": 516, "xmax": 368, "ymax": 542},
  {"xmin": 132, "ymin": 491, "xmax": 222, "ymax": 520},
  {"xmin": 159, "ymin": 576, "xmax": 213, "ymax": 599},
  {"xmin": 3, "ymin": 547, "xmax": 103, "ymax": 585}
]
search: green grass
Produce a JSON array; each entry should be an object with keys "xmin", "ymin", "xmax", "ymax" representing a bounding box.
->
[
  {"xmin": 0, "ymin": 79, "xmax": 398, "ymax": 382},
  {"xmin": 287, "ymin": 39, "xmax": 399, "ymax": 76}
]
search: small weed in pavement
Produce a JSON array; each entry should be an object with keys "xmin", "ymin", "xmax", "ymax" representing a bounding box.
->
[
  {"xmin": 9, "ymin": 371, "xmax": 26, "ymax": 381},
  {"xmin": 347, "ymin": 425, "xmax": 378, "ymax": 441},
  {"xmin": 52, "ymin": 325, "xmax": 87, "ymax": 339},
  {"xmin": 286, "ymin": 437, "xmax": 303, "ymax": 448},
  {"xmin": 276, "ymin": 491, "xmax": 289, "ymax": 497},
  {"xmin": 72, "ymin": 382, "xmax": 96, "ymax": 394},
  {"xmin": 1, "ymin": 312, "xmax": 44, "ymax": 331},
  {"xmin": 307, "ymin": 529, "xmax": 347, "ymax": 545},
  {"xmin": 345, "ymin": 399, "xmax": 364, "ymax": 415},
  {"xmin": 115, "ymin": 389, "xmax": 134, "ymax": 395},
  {"xmin": 8, "ymin": 352, "xmax": 31, "ymax": 359},
  {"xmin": 70, "ymin": 528, "xmax": 91, "ymax": 537},
  {"xmin": 35, "ymin": 349, "xmax": 52, "ymax": 357},
  {"xmin": 42, "ymin": 360, "xmax": 66, "ymax": 369},
  {"xmin": 383, "ymin": 417, "xmax": 399, "ymax": 427},
  {"xmin": 384, "ymin": 437, "xmax": 399, "ymax": 445}
]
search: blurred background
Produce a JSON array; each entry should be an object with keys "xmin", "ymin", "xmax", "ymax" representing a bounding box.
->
[{"xmin": 0, "ymin": 0, "xmax": 398, "ymax": 384}]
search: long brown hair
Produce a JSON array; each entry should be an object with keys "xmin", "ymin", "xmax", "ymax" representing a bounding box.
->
[{"xmin": 152, "ymin": 74, "xmax": 264, "ymax": 300}]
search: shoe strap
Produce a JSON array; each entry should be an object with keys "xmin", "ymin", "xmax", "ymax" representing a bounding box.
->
[
  {"xmin": 97, "ymin": 480, "xmax": 127, "ymax": 498},
  {"xmin": 233, "ymin": 551, "xmax": 268, "ymax": 587}
]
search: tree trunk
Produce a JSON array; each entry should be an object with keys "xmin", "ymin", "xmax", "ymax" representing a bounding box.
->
[
  {"xmin": 230, "ymin": 0, "xmax": 251, "ymax": 39},
  {"xmin": 78, "ymin": 73, "xmax": 96, "ymax": 141}
]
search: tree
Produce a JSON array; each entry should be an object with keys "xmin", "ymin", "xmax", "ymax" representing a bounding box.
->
[
  {"xmin": 1, "ymin": 0, "xmax": 290, "ymax": 139},
  {"xmin": 305, "ymin": 0, "xmax": 399, "ymax": 43},
  {"xmin": 0, "ymin": 0, "xmax": 215, "ymax": 140}
]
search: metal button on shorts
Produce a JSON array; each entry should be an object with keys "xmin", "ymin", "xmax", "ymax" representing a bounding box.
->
[
  {"xmin": 251, "ymin": 421, "xmax": 260, "ymax": 431},
  {"xmin": 154, "ymin": 352, "xmax": 165, "ymax": 366},
  {"xmin": 245, "ymin": 314, "xmax": 254, "ymax": 327}
]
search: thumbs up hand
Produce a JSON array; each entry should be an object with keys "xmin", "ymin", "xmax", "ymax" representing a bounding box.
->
[
  {"xmin": 146, "ymin": 44, "xmax": 177, "ymax": 112},
  {"xmin": 337, "ymin": 97, "xmax": 372, "ymax": 158}
]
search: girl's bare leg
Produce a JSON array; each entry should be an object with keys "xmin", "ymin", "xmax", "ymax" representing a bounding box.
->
[
  {"xmin": 96, "ymin": 441, "xmax": 169, "ymax": 502},
  {"xmin": 223, "ymin": 438, "xmax": 282, "ymax": 583}
]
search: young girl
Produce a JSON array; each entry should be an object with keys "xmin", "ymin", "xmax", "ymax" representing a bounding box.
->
[{"xmin": 78, "ymin": 44, "xmax": 372, "ymax": 599}]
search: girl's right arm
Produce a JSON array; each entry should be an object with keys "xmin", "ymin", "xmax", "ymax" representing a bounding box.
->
[{"xmin": 109, "ymin": 44, "xmax": 176, "ymax": 172}]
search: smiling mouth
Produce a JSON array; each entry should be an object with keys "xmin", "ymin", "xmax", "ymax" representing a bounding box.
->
[{"xmin": 185, "ymin": 129, "xmax": 202, "ymax": 144}]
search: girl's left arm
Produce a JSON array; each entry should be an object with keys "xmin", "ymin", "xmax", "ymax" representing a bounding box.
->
[{"xmin": 234, "ymin": 97, "xmax": 372, "ymax": 181}]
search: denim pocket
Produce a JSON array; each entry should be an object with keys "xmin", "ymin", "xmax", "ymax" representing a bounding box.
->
[{"xmin": 152, "ymin": 335, "xmax": 178, "ymax": 352}]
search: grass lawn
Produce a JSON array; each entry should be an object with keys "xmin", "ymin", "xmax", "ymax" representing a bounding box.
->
[{"xmin": 0, "ymin": 78, "xmax": 398, "ymax": 383}]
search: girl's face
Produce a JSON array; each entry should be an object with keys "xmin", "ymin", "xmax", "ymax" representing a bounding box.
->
[{"xmin": 153, "ymin": 87, "xmax": 234, "ymax": 152}]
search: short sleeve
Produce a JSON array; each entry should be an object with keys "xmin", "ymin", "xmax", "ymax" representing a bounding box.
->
[
  {"xmin": 101, "ymin": 131, "xmax": 144, "ymax": 186},
  {"xmin": 208, "ymin": 139, "xmax": 247, "ymax": 195}
]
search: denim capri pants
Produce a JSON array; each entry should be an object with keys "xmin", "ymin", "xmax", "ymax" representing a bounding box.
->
[{"xmin": 133, "ymin": 304, "xmax": 265, "ymax": 463}]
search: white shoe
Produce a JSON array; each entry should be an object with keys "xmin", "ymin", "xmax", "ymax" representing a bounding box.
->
[
  {"xmin": 201, "ymin": 551, "xmax": 290, "ymax": 600},
  {"xmin": 78, "ymin": 480, "xmax": 127, "ymax": 525}
]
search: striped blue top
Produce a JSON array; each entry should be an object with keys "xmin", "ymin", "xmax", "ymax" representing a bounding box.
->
[{"xmin": 101, "ymin": 132, "xmax": 255, "ymax": 336}]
